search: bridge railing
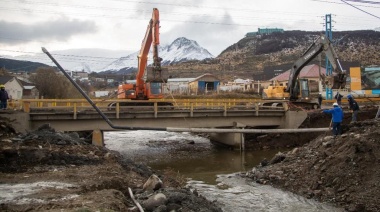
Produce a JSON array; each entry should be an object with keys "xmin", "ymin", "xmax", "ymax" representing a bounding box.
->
[{"xmin": 14, "ymin": 99, "xmax": 288, "ymax": 119}]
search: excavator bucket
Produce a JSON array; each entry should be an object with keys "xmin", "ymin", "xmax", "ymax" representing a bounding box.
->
[
  {"xmin": 146, "ymin": 66, "xmax": 169, "ymax": 83},
  {"xmin": 332, "ymin": 73, "xmax": 347, "ymax": 89},
  {"xmin": 324, "ymin": 73, "xmax": 347, "ymax": 89}
]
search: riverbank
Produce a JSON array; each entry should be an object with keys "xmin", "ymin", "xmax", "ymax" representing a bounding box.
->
[
  {"xmin": 245, "ymin": 109, "xmax": 380, "ymax": 211},
  {"xmin": 0, "ymin": 121, "xmax": 222, "ymax": 211}
]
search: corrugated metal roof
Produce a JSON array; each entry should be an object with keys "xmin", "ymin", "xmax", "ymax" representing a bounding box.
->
[
  {"xmin": 190, "ymin": 73, "xmax": 219, "ymax": 82},
  {"xmin": 23, "ymin": 86, "xmax": 35, "ymax": 90},
  {"xmin": 168, "ymin": 78, "xmax": 195, "ymax": 82},
  {"xmin": 270, "ymin": 64, "xmax": 326, "ymax": 81}
]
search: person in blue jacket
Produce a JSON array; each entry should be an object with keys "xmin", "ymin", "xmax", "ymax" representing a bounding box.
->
[{"xmin": 322, "ymin": 102, "xmax": 344, "ymax": 137}]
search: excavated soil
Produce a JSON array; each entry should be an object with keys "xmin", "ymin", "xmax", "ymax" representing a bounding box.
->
[
  {"xmin": 245, "ymin": 106, "xmax": 380, "ymax": 212},
  {"xmin": 0, "ymin": 105, "xmax": 379, "ymax": 211}
]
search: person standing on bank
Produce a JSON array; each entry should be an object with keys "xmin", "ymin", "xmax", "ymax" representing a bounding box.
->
[
  {"xmin": 347, "ymin": 94, "xmax": 359, "ymax": 122},
  {"xmin": 322, "ymin": 102, "xmax": 344, "ymax": 138},
  {"xmin": 318, "ymin": 93, "xmax": 323, "ymax": 108},
  {"xmin": 335, "ymin": 92, "xmax": 343, "ymax": 106},
  {"xmin": 0, "ymin": 85, "xmax": 9, "ymax": 110}
]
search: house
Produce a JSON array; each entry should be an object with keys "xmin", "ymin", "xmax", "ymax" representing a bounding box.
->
[
  {"xmin": 219, "ymin": 78, "xmax": 252, "ymax": 92},
  {"xmin": 20, "ymin": 81, "xmax": 39, "ymax": 99},
  {"xmin": 94, "ymin": 91, "xmax": 109, "ymax": 98},
  {"xmin": 269, "ymin": 64, "xmax": 326, "ymax": 92},
  {"xmin": 164, "ymin": 78, "xmax": 195, "ymax": 95},
  {"xmin": 0, "ymin": 76, "xmax": 24, "ymax": 100},
  {"xmin": 188, "ymin": 74, "xmax": 220, "ymax": 94}
]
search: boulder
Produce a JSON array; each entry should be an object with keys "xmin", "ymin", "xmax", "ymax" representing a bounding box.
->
[
  {"xmin": 143, "ymin": 174, "xmax": 163, "ymax": 191},
  {"xmin": 142, "ymin": 193, "xmax": 167, "ymax": 211}
]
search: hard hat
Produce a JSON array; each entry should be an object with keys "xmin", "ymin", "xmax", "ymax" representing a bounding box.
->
[
  {"xmin": 333, "ymin": 103, "xmax": 339, "ymax": 107},
  {"xmin": 319, "ymin": 93, "xmax": 321, "ymax": 94},
  {"xmin": 347, "ymin": 94, "xmax": 352, "ymax": 99},
  {"xmin": 0, "ymin": 84, "xmax": 4, "ymax": 88}
]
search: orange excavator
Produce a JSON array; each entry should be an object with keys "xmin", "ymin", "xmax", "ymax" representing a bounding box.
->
[{"xmin": 117, "ymin": 8, "xmax": 168, "ymax": 100}]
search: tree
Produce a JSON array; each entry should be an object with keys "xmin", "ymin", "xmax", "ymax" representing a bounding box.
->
[
  {"xmin": 0, "ymin": 68, "xmax": 11, "ymax": 76},
  {"xmin": 29, "ymin": 67, "xmax": 82, "ymax": 99}
]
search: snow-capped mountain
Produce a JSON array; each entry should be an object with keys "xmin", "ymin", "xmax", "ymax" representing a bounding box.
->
[{"xmin": 100, "ymin": 37, "xmax": 214, "ymax": 73}]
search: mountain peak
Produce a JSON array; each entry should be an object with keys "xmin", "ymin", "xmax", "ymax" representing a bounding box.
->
[{"xmin": 100, "ymin": 37, "xmax": 214, "ymax": 73}]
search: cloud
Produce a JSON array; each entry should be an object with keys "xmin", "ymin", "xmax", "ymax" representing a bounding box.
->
[{"xmin": 0, "ymin": 18, "xmax": 97, "ymax": 45}]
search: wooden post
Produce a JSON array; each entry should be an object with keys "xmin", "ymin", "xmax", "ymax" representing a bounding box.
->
[{"xmin": 23, "ymin": 101, "xmax": 30, "ymax": 113}]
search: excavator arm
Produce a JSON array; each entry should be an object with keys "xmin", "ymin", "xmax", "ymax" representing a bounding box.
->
[
  {"xmin": 286, "ymin": 34, "xmax": 346, "ymax": 100},
  {"xmin": 135, "ymin": 8, "xmax": 163, "ymax": 98}
]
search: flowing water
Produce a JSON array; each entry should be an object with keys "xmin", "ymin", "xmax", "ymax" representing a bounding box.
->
[{"xmin": 104, "ymin": 130, "xmax": 343, "ymax": 212}]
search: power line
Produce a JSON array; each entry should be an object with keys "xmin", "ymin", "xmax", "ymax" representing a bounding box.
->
[
  {"xmin": 310, "ymin": 0, "xmax": 380, "ymax": 8},
  {"xmin": 341, "ymin": 0, "xmax": 380, "ymax": 19},
  {"xmin": 345, "ymin": 0, "xmax": 380, "ymax": 5}
]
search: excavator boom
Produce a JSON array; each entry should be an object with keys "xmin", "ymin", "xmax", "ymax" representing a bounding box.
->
[
  {"xmin": 118, "ymin": 8, "xmax": 168, "ymax": 100},
  {"xmin": 286, "ymin": 34, "xmax": 346, "ymax": 100}
]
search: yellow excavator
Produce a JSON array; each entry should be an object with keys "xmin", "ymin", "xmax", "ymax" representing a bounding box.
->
[{"xmin": 262, "ymin": 34, "xmax": 346, "ymax": 109}]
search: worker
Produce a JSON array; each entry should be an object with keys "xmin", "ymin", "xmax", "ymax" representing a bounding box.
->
[
  {"xmin": 334, "ymin": 92, "xmax": 343, "ymax": 106},
  {"xmin": 322, "ymin": 102, "xmax": 344, "ymax": 138},
  {"xmin": 347, "ymin": 94, "xmax": 359, "ymax": 122},
  {"xmin": 0, "ymin": 84, "xmax": 9, "ymax": 110},
  {"xmin": 318, "ymin": 93, "xmax": 323, "ymax": 108}
]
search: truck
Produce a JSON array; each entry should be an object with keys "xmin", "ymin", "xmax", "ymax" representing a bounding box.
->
[
  {"xmin": 262, "ymin": 34, "xmax": 346, "ymax": 109},
  {"xmin": 117, "ymin": 8, "xmax": 169, "ymax": 101}
]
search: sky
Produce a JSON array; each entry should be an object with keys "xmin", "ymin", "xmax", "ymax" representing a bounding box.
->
[{"xmin": 0, "ymin": 0, "xmax": 379, "ymax": 62}]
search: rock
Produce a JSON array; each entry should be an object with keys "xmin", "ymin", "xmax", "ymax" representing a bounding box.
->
[
  {"xmin": 166, "ymin": 203, "xmax": 181, "ymax": 211},
  {"xmin": 269, "ymin": 152, "xmax": 286, "ymax": 164},
  {"xmin": 143, "ymin": 174, "xmax": 163, "ymax": 191},
  {"xmin": 260, "ymin": 158, "xmax": 269, "ymax": 167},
  {"xmin": 142, "ymin": 193, "xmax": 167, "ymax": 211},
  {"xmin": 322, "ymin": 140, "xmax": 333, "ymax": 147}
]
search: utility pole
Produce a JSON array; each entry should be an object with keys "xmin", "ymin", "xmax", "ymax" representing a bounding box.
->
[{"xmin": 325, "ymin": 14, "xmax": 333, "ymax": 100}]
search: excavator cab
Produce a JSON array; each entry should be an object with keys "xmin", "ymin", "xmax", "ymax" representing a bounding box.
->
[{"xmin": 293, "ymin": 78, "xmax": 311, "ymax": 100}]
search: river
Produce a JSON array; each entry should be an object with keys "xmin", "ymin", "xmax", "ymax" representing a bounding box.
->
[{"xmin": 104, "ymin": 130, "xmax": 343, "ymax": 212}]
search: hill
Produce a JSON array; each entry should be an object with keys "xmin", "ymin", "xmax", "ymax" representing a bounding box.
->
[
  {"xmin": 166, "ymin": 30, "xmax": 380, "ymax": 81},
  {"xmin": 0, "ymin": 58, "xmax": 49, "ymax": 73}
]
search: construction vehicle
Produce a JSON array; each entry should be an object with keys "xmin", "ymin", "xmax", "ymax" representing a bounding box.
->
[
  {"xmin": 262, "ymin": 34, "xmax": 346, "ymax": 109},
  {"xmin": 117, "ymin": 8, "xmax": 168, "ymax": 102}
]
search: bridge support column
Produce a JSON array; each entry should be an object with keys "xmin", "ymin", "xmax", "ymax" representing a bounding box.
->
[
  {"xmin": 209, "ymin": 122, "xmax": 246, "ymax": 150},
  {"xmin": 92, "ymin": 129, "xmax": 104, "ymax": 146}
]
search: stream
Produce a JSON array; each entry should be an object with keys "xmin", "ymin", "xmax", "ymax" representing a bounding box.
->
[{"xmin": 104, "ymin": 130, "xmax": 343, "ymax": 212}]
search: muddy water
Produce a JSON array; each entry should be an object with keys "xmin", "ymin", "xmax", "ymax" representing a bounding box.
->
[{"xmin": 104, "ymin": 131, "xmax": 342, "ymax": 212}]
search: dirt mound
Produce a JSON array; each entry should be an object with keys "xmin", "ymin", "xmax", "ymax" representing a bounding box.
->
[
  {"xmin": 0, "ymin": 119, "xmax": 222, "ymax": 212},
  {"xmin": 246, "ymin": 118, "xmax": 380, "ymax": 211}
]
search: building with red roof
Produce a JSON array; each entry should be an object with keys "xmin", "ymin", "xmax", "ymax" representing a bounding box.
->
[{"xmin": 268, "ymin": 64, "xmax": 325, "ymax": 92}]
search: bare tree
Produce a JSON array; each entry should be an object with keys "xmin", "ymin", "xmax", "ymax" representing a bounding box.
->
[{"xmin": 29, "ymin": 67, "xmax": 83, "ymax": 99}]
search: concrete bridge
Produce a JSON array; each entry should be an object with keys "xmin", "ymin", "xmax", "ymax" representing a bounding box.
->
[{"xmin": 1, "ymin": 98, "xmax": 309, "ymax": 149}]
